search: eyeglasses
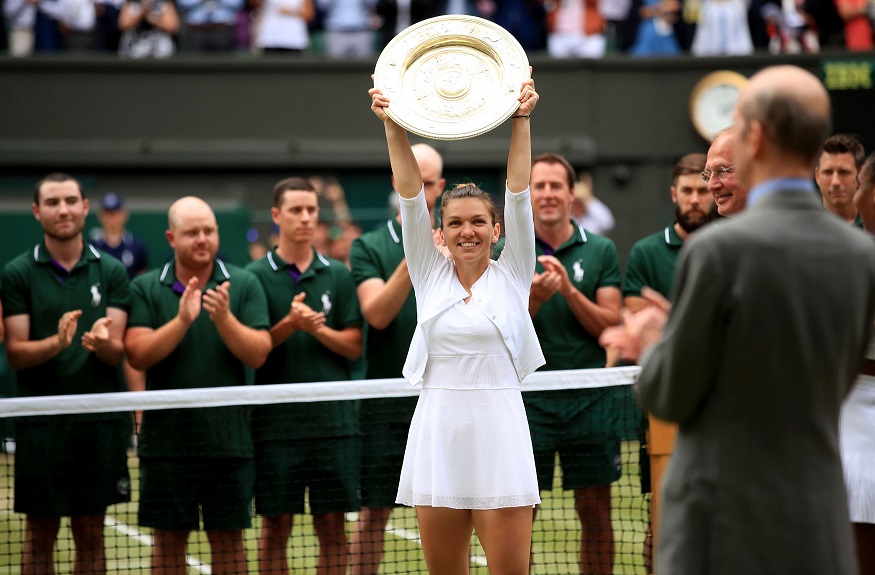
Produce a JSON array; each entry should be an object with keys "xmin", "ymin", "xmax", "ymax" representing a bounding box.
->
[{"xmin": 701, "ymin": 166, "xmax": 735, "ymax": 183}]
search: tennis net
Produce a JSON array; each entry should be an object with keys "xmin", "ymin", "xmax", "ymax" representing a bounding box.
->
[{"xmin": 0, "ymin": 366, "xmax": 649, "ymax": 575}]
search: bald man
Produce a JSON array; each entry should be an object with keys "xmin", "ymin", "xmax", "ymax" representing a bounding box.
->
[
  {"xmin": 348, "ymin": 143, "xmax": 446, "ymax": 575},
  {"xmin": 125, "ymin": 197, "xmax": 272, "ymax": 575},
  {"xmin": 609, "ymin": 65, "xmax": 875, "ymax": 575},
  {"xmin": 704, "ymin": 128, "xmax": 749, "ymax": 216}
]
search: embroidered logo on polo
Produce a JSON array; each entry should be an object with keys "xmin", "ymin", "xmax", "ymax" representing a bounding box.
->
[
  {"xmin": 572, "ymin": 260, "xmax": 585, "ymax": 283},
  {"xmin": 90, "ymin": 283, "xmax": 102, "ymax": 307},
  {"xmin": 116, "ymin": 478, "xmax": 131, "ymax": 495},
  {"xmin": 321, "ymin": 292, "xmax": 333, "ymax": 315}
]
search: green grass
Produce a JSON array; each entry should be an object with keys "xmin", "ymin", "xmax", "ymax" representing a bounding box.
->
[{"xmin": 0, "ymin": 443, "xmax": 649, "ymax": 574}]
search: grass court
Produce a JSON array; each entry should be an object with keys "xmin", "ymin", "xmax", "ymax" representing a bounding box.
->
[{"xmin": 0, "ymin": 442, "xmax": 648, "ymax": 574}]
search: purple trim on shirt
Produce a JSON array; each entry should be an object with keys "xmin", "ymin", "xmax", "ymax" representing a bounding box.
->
[
  {"xmin": 172, "ymin": 280, "xmax": 186, "ymax": 295},
  {"xmin": 288, "ymin": 264, "xmax": 302, "ymax": 286},
  {"xmin": 50, "ymin": 259, "xmax": 71, "ymax": 283},
  {"xmin": 535, "ymin": 237, "xmax": 555, "ymax": 256}
]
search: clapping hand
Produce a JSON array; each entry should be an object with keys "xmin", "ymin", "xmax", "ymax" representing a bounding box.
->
[
  {"xmin": 57, "ymin": 310, "xmax": 83, "ymax": 348},
  {"xmin": 82, "ymin": 317, "xmax": 112, "ymax": 353}
]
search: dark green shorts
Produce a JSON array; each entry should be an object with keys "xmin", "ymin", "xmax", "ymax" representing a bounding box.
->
[
  {"xmin": 14, "ymin": 418, "xmax": 131, "ymax": 517},
  {"xmin": 138, "ymin": 457, "xmax": 254, "ymax": 532},
  {"xmin": 526, "ymin": 389, "xmax": 622, "ymax": 490},
  {"xmin": 255, "ymin": 436, "xmax": 359, "ymax": 517},
  {"xmin": 359, "ymin": 420, "xmax": 410, "ymax": 509},
  {"xmin": 533, "ymin": 442, "xmax": 621, "ymax": 490}
]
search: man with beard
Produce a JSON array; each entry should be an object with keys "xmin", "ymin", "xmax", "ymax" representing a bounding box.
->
[
  {"xmin": 623, "ymin": 153, "xmax": 715, "ymax": 311},
  {"xmin": 527, "ymin": 153, "xmax": 623, "ymax": 575},
  {"xmin": 620, "ymin": 153, "xmax": 714, "ymax": 573},
  {"xmin": 125, "ymin": 196, "xmax": 271, "ymax": 575},
  {"xmin": 705, "ymin": 128, "xmax": 749, "ymax": 217},
  {"xmin": 2, "ymin": 172, "xmax": 131, "ymax": 575}
]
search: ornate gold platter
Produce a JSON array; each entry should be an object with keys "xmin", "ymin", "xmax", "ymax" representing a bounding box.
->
[{"xmin": 373, "ymin": 15, "xmax": 530, "ymax": 140}]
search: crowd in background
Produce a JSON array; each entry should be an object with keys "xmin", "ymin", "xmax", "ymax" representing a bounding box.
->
[{"xmin": 2, "ymin": 0, "xmax": 874, "ymax": 58}]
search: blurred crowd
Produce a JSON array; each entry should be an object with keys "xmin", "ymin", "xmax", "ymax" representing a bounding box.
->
[{"xmin": 2, "ymin": 0, "xmax": 873, "ymax": 58}]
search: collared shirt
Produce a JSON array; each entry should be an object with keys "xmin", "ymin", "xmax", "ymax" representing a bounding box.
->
[
  {"xmin": 246, "ymin": 247, "xmax": 362, "ymax": 440},
  {"xmin": 2, "ymin": 241, "xmax": 130, "ymax": 409},
  {"xmin": 531, "ymin": 221, "xmax": 621, "ymax": 372},
  {"xmin": 129, "ymin": 258, "xmax": 269, "ymax": 458},
  {"xmin": 400, "ymin": 186, "xmax": 545, "ymax": 386},
  {"xmin": 747, "ymin": 177, "xmax": 816, "ymax": 207},
  {"xmin": 623, "ymin": 223, "xmax": 684, "ymax": 301}
]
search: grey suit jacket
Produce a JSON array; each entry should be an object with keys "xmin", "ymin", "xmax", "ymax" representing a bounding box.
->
[{"xmin": 638, "ymin": 189, "xmax": 875, "ymax": 575}]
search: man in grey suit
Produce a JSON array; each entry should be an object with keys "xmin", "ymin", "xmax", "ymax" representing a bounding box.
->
[{"xmin": 604, "ymin": 65, "xmax": 875, "ymax": 575}]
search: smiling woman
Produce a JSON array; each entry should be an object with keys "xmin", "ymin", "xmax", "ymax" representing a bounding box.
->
[
  {"xmin": 369, "ymin": 72, "xmax": 544, "ymax": 575},
  {"xmin": 437, "ymin": 185, "xmax": 500, "ymax": 269}
]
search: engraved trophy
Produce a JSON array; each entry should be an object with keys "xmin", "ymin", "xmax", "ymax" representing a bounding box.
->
[{"xmin": 373, "ymin": 15, "xmax": 530, "ymax": 140}]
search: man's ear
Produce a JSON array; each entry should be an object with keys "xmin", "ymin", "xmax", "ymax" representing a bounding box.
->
[{"xmin": 749, "ymin": 120, "xmax": 766, "ymax": 158}]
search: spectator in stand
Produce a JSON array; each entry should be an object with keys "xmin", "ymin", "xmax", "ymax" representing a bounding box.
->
[
  {"xmin": 492, "ymin": 0, "xmax": 547, "ymax": 51},
  {"xmin": 373, "ymin": 0, "xmax": 442, "ymax": 50},
  {"xmin": 835, "ymin": 0, "xmax": 873, "ymax": 49},
  {"xmin": 318, "ymin": 0, "xmax": 375, "ymax": 57},
  {"xmin": 32, "ymin": 0, "xmax": 69, "ymax": 52},
  {"xmin": 545, "ymin": 0, "xmax": 607, "ymax": 57},
  {"xmin": 177, "ymin": 0, "xmax": 243, "ymax": 51},
  {"xmin": 691, "ymin": 0, "xmax": 753, "ymax": 54},
  {"xmin": 253, "ymin": 0, "xmax": 313, "ymax": 52},
  {"xmin": 628, "ymin": 0, "xmax": 680, "ymax": 55},
  {"xmin": 93, "ymin": 0, "xmax": 123, "ymax": 50},
  {"xmin": 117, "ymin": 0, "xmax": 179, "ymax": 58},
  {"xmin": 599, "ymin": 0, "xmax": 634, "ymax": 51},
  {"xmin": 4, "ymin": 0, "xmax": 36, "ymax": 55},
  {"xmin": 802, "ymin": 0, "xmax": 845, "ymax": 48}
]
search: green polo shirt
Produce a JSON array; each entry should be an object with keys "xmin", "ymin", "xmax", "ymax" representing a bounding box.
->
[
  {"xmin": 350, "ymin": 219, "xmax": 417, "ymax": 379},
  {"xmin": 350, "ymin": 219, "xmax": 419, "ymax": 423},
  {"xmin": 532, "ymin": 225, "xmax": 621, "ymax": 371},
  {"xmin": 129, "ymin": 259, "xmax": 269, "ymax": 458},
  {"xmin": 247, "ymin": 248, "xmax": 362, "ymax": 441},
  {"xmin": 527, "ymin": 225, "xmax": 621, "ymax": 415},
  {"xmin": 854, "ymin": 213, "xmax": 864, "ymax": 229},
  {"xmin": 623, "ymin": 224, "xmax": 683, "ymax": 300},
  {"xmin": 2, "ymin": 242, "xmax": 130, "ymax": 421}
]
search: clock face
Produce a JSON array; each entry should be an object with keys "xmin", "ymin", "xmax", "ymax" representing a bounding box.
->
[{"xmin": 689, "ymin": 71, "xmax": 748, "ymax": 141}]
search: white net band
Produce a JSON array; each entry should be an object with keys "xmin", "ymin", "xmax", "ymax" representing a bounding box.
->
[{"xmin": 0, "ymin": 366, "xmax": 641, "ymax": 418}]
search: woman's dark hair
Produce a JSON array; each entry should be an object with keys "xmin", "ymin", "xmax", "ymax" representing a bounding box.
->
[{"xmin": 439, "ymin": 184, "xmax": 497, "ymax": 228}]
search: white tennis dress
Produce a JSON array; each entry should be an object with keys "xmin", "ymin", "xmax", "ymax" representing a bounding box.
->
[
  {"xmin": 396, "ymin": 290, "xmax": 541, "ymax": 509},
  {"xmin": 840, "ymin": 372, "xmax": 875, "ymax": 523}
]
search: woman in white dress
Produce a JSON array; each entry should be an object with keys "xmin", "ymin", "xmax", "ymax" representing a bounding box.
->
[{"xmin": 369, "ymin": 75, "xmax": 543, "ymax": 575}]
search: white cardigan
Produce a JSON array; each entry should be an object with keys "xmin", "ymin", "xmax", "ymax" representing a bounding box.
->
[{"xmin": 399, "ymin": 186, "xmax": 545, "ymax": 386}]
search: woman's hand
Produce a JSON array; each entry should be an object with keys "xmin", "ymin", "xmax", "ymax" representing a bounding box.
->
[
  {"xmin": 516, "ymin": 74, "xmax": 538, "ymax": 117},
  {"xmin": 369, "ymin": 84, "xmax": 392, "ymax": 124}
]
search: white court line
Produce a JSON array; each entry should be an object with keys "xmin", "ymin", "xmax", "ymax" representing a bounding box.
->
[
  {"xmin": 385, "ymin": 523, "xmax": 487, "ymax": 567},
  {"xmin": 104, "ymin": 517, "xmax": 212, "ymax": 574}
]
